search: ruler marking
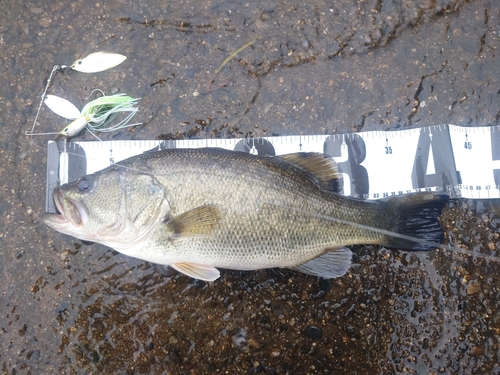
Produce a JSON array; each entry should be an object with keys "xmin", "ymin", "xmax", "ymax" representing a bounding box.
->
[{"xmin": 46, "ymin": 125, "xmax": 500, "ymax": 214}]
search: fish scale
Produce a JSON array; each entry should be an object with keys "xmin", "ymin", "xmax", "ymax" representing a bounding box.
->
[{"xmin": 131, "ymin": 150, "xmax": 379, "ymax": 260}]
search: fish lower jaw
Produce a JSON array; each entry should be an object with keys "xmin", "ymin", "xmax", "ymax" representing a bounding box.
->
[{"xmin": 43, "ymin": 213, "xmax": 69, "ymax": 226}]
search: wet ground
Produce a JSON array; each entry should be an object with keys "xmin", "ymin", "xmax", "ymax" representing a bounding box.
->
[{"xmin": 1, "ymin": 0, "xmax": 500, "ymax": 373}]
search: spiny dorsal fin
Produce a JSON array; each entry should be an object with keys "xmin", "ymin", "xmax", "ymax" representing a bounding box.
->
[
  {"xmin": 279, "ymin": 152, "xmax": 343, "ymax": 192},
  {"xmin": 166, "ymin": 205, "xmax": 221, "ymax": 239}
]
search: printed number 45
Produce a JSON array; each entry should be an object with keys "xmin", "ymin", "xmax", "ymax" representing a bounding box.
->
[{"xmin": 464, "ymin": 141, "xmax": 472, "ymax": 149}]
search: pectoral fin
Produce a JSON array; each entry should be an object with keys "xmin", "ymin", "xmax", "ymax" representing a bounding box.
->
[
  {"xmin": 171, "ymin": 263, "xmax": 221, "ymax": 281},
  {"xmin": 166, "ymin": 205, "xmax": 221, "ymax": 240},
  {"xmin": 287, "ymin": 247, "xmax": 352, "ymax": 279}
]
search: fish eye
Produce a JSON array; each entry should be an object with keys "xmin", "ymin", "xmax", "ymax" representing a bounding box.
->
[{"xmin": 77, "ymin": 178, "xmax": 92, "ymax": 193}]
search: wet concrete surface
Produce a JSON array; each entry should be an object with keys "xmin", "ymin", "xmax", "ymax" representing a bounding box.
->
[{"xmin": 1, "ymin": 0, "xmax": 499, "ymax": 373}]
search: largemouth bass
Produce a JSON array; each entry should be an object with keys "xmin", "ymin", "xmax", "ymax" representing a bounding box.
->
[{"xmin": 43, "ymin": 148, "xmax": 449, "ymax": 281}]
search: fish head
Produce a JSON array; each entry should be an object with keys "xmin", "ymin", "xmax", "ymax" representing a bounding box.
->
[{"xmin": 43, "ymin": 168, "xmax": 169, "ymax": 246}]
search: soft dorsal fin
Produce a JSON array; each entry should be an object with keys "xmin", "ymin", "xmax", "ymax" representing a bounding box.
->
[
  {"xmin": 171, "ymin": 263, "xmax": 220, "ymax": 281},
  {"xmin": 166, "ymin": 205, "xmax": 221, "ymax": 240},
  {"xmin": 279, "ymin": 152, "xmax": 343, "ymax": 192}
]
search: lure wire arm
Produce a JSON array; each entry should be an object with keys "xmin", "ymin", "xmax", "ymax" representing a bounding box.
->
[
  {"xmin": 26, "ymin": 65, "xmax": 63, "ymax": 135},
  {"xmin": 88, "ymin": 88, "xmax": 105, "ymax": 100}
]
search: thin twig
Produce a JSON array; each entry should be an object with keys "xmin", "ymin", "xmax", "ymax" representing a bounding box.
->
[{"xmin": 206, "ymin": 38, "xmax": 261, "ymax": 91}]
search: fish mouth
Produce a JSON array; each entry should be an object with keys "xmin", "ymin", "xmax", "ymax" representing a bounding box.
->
[{"xmin": 47, "ymin": 188, "xmax": 88, "ymax": 227}]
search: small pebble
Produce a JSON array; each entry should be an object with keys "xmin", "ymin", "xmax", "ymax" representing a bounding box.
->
[
  {"xmin": 303, "ymin": 326, "xmax": 323, "ymax": 340},
  {"xmin": 168, "ymin": 335, "xmax": 178, "ymax": 344}
]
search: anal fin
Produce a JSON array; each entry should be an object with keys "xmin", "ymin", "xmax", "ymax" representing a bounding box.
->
[
  {"xmin": 287, "ymin": 247, "xmax": 352, "ymax": 279},
  {"xmin": 171, "ymin": 262, "xmax": 221, "ymax": 281}
]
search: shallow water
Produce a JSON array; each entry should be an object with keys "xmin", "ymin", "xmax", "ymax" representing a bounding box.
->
[{"xmin": 1, "ymin": 0, "xmax": 499, "ymax": 373}]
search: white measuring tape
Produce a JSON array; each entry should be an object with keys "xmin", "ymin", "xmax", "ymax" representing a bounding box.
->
[{"xmin": 46, "ymin": 124, "xmax": 500, "ymax": 213}]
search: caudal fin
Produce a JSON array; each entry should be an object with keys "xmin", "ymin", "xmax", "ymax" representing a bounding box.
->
[{"xmin": 381, "ymin": 192, "xmax": 449, "ymax": 251}]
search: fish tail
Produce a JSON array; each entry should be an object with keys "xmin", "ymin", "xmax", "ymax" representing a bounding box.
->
[{"xmin": 381, "ymin": 192, "xmax": 449, "ymax": 251}]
